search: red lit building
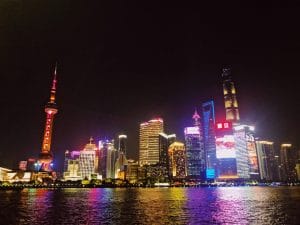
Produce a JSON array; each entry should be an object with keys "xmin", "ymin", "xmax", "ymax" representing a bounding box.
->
[{"xmin": 38, "ymin": 65, "xmax": 58, "ymax": 172}]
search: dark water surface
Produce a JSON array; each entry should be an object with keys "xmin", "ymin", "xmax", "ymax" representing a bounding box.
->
[{"xmin": 0, "ymin": 187, "xmax": 299, "ymax": 224}]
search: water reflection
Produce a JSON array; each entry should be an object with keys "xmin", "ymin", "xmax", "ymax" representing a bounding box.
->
[{"xmin": 0, "ymin": 187, "xmax": 299, "ymax": 224}]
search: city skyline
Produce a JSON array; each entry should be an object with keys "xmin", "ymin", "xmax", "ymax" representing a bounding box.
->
[
  {"xmin": 1, "ymin": 63, "xmax": 298, "ymax": 173},
  {"xmin": 1, "ymin": 2, "xmax": 300, "ymax": 171}
]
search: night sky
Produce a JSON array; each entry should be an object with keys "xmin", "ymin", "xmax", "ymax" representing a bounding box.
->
[{"xmin": 1, "ymin": 1, "xmax": 299, "ymax": 171}]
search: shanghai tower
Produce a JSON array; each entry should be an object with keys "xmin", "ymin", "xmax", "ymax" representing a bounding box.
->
[{"xmin": 222, "ymin": 68, "xmax": 240, "ymax": 123}]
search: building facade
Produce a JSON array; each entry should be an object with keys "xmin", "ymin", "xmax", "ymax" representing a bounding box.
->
[
  {"xmin": 184, "ymin": 111, "xmax": 205, "ymax": 180},
  {"xmin": 99, "ymin": 139, "xmax": 118, "ymax": 179},
  {"xmin": 280, "ymin": 144, "xmax": 297, "ymax": 182},
  {"xmin": 139, "ymin": 118, "xmax": 164, "ymax": 166},
  {"xmin": 115, "ymin": 135, "xmax": 128, "ymax": 179},
  {"xmin": 256, "ymin": 140, "xmax": 278, "ymax": 181},
  {"xmin": 222, "ymin": 68, "xmax": 240, "ymax": 123},
  {"xmin": 168, "ymin": 142, "xmax": 186, "ymax": 179},
  {"xmin": 63, "ymin": 160, "xmax": 82, "ymax": 181},
  {"xmin": 79, "ymin": 138, "xmax": 100, "ymax": 180},
  {"xmin": 202, "ymin": 100, "xmax": 217, "ymax": 180},
  {"xmin": 158, "ymin": 133, "xmax": 176, "ymax": 180},
  {"xmin": 215, "ymin": 122, "xmax": 238, "ymax": 179}
]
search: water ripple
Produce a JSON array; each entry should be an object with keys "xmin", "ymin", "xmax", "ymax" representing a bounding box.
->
[{"xmin": 0, "ymin": 187, "xmax": 299, "ymax": 224}]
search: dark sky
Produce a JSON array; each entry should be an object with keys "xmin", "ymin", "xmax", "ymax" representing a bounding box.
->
[{"xmin": 1, "ymin": 1, "xmax": 300, "ymax": 171}]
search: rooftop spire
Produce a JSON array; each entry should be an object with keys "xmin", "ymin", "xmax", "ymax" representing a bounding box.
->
[
  {"xmin": 89, "ymin": 137, "xmax": 94, "ymax": 144},
  {"xmin": 51, "ymin": 62, "xmax": 57, "ymax": 91},
  {"xmin": 192, "ymin": 108, "xmax": 200, "ymax": 126},
  {"xmin": 49, "ymin": 63, "xmax": 58, "ymax": 104}
]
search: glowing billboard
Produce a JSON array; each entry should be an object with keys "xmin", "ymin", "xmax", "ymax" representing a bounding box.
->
[
  {"xmin": 247, "ymin": 136, "xmax": 259, "ymax": 175},
  {"xmin": 216, "ymin": 122, "xmax": 232, "ymax": 131},
  {"xmin": 184, "ymin": 127, "xmax": 200, "ymax": 135},
  {"xmin": 216, "ymin": 135, "xmax": 236, "ymax": 158}
]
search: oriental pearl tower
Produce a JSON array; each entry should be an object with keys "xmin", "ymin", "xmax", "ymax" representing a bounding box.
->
[{"xmin": 38, "ymin": 64, "xmax": 58, "ymax": 172}]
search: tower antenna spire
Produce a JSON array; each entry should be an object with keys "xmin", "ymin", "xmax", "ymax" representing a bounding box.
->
[
  {"xmin": 50, "ymin": 63, "xmax": 58, "ymax": 103},
  {"xmin": 192, "ymin": 108, "xmax": 200, "ymax": 126},
  {"xmin": 39, "ymin": 63, "xmax": 59, "ymax": 172}
]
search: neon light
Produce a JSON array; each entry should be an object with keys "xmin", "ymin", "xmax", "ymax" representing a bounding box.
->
[
  {"xmin": 233, "ymin": 124, "xmax": 255, "ymax": 131},
  {"xmin": 149, "ymin": 118, "xmax": 163, "ymax": 123},
  {"xmin": 118, "ymin": 135, "xmax": 127, "ymax": 139},
  {"xmin": 206, "ymin": 168, "xmax": 215, "ymax": 179},
  {"xmin": 167, "ymin": 134, "xmax": 176, "ymax": 138},
  {"xmin": 184, "ymin": 127, "xmax": 200, "ymax": 135},
  {"xmin": 281, "ymin": 144, "xmax": 292, "ymax": 147},
  {"xmin": 257, "ymin": 141, "xmax": 273, "ymax": 145}
]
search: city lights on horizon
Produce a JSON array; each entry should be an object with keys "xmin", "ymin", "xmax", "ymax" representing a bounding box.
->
[{"xmin": 1, "ymin": 65, "xmax": 299, "ymax": 186}]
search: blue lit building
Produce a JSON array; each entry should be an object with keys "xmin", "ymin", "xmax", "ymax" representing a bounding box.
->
[
  {"xmin": 202, "ymin": 100, "xmax": 217, "ymax": 180},
  {"xmin": 184, "ymin": 110, "xmax": 206, "ymax": 181}
]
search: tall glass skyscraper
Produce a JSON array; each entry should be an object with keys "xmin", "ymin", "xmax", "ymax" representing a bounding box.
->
[
  {"xmin": 222, "ymin": 68, "xmax": 240, "ymax": 123},
  {"xmin": 139, "ymin": 118, "xmax": 164, "ymax": 166},
  {"xmin": 232, "ymin": 124, "xmax": 259, "ymax": 180},
  {"xmin": 184, "ymin": 111, "xmax": 205, "ymax": 180},
  {"xmin": 159, "ymin": 133, "xmax": 176, "ymax": 181},
  {"xmin": 256, "ymin": 140, "xmax": 278, "ymax": 181},
  {"xmin": 202, "ymin": 100, "xmax": 217, "ymax": 180},
  {"xmin": 115, "ymin": 135, "xmax": 128, "ymax": 179},
  {"xmin": 279, "ymin": 144, "xmax": 298, "ymax": 182},
  {"xmin": 99, "ymin": 139, "xmax": 117, "ymax": 179}
]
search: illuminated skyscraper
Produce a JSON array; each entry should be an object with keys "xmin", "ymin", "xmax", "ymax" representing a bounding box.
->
[
  {"xmin": 63, "ymin": 150, "xmax": 81, "ymax": 181},
  {"xmin": 38, "ymin": 64, "xmax": 58, "ymax": 172},
  {"xmin": 279, "ymin": 144, "xmax": 297, "ymax": 182},
  {"xmin": 201, "ymin": 100, "xmax": 217, "ymax": 180},
  {"xmin": 63, "ymin": 160, "xmax": 82, "ymax": 181},
  {"xmin": 64, "ymin": 150, "xmax": 71, "ymax": 173},
  {"xmin": 168, "ymin": 142, "xmax": 186, "ymax": 179},
  {"xmin": 99, "ymin": 139, "xmax": 117, "ymax": 179},
  {"xmin": 215, "ymin": 122, "xmax": 238, "ymax": 179},
  {"xmin": 159, "ymin": 133, "xmax": 176, "ymax": 180},
  {"xmin": 184, "ymin": 111, "xmax": 205, "ymax": 180},
  {"xmin": 79, "ymin": 138, "xmax": 99, "ymax": 180},
  {"xmin": 256, "ymin": 140, "xmax": 278, "ymax": 181},
  {"xmin": 118, "ymin": 135, "xmax": 127, "ymax": 155},
  {"xmin": 245, "ymin": 128, "xmax": 259, "ymax": 179},
  {"xmin": 126, "ymin": 159, "xmax": 139, "ymax": 183},
  {"xmin": 139, "ymin": 118, "xmax": 164, "ymax": 165},
  {"xmin": 233, "ymin": 125, "xmax": 257, "ymax": 180},
  {"xmin": 222, "ymin": 68, "xmax": 240, "ymax": 123},
  {"xmin": 115, "ymin": 135, "xmax": 128, "ymax": 179}
]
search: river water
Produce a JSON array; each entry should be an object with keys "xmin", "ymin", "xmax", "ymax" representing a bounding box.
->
[{"xmin": 0, "ymin": 187, "xmax": 299, "ymax": 224}]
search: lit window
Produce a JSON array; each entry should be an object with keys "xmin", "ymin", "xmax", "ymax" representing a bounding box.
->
[
  {"xmin": 224, "ymin": 123, "xmax": 229, "ymax": 128},
  {"xmin": 217, "ymin": 123, "xmax": 223, "ymax": 129}
]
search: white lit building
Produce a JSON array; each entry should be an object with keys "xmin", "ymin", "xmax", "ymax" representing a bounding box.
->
[
  {"xmin": 78, "ymin": 138, "xmax": 100, "ymax": 180},
  {"xmin": 99, "ymin": 139, "xmax": 118, "ymax": 179},
  {"xmin": 139, "ymin": 118, "xmax": 164, "ymax": 166},
  {"xmin": 63, "ymin": 160, "xmax": 82, "ymax": 181}
]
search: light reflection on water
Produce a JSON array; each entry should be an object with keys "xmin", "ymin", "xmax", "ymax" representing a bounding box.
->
[{"xmin": 0, "ymin": 187, "xmax": 299, "ymax": 224}]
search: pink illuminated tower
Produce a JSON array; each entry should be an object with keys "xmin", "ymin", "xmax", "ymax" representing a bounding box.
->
[
  {"xmin": 192, "ymin": 108, "xmax": 201, "ymax": 126},
  {"xmin": 38, "ymin": 64, "xmax": 58, "ymax": 171}
]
